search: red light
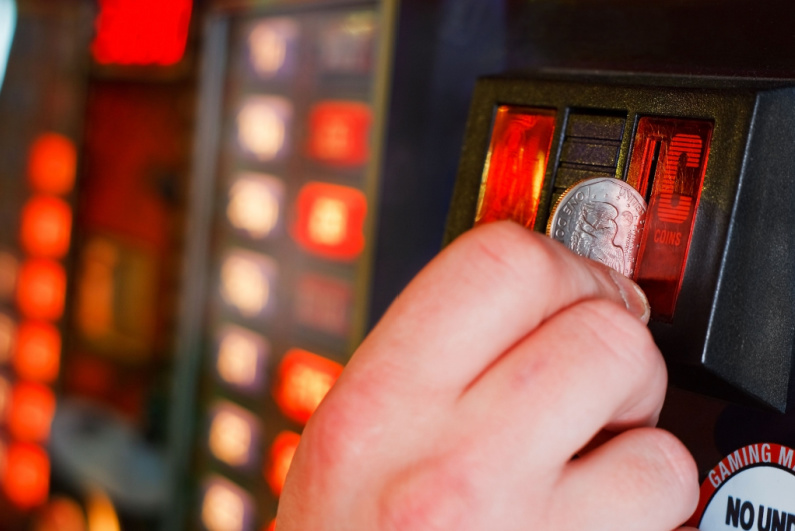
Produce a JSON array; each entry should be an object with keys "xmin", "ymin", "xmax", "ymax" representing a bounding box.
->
[
  {"xmin": 91, "ymin": 0, "xmax": 192, "ymax": 66},
  {"xmin": 16, "ymin": 259, "xmax": 66, "ymax": 321},
  {"xmin": 475, "ymin": 106, "xmax": 556, "ymax": 230},
  {"xmin": 3, "ymin": 443, "xmax": 49, "ymax": 509},
  {"xmin": 292, "ymin": 182, "xmax": 367, "ymax": 261},
  {"xmin": 307, "ymin": 101, "xmax": 371, "ymax": 166},
  {"xmin": 265, "ymin": 431, "xmax": 301, "ymax": 497},
  {"xmin": 28, "ymin": 133, "xmax": 77, "ymax": 196},
  {"xmin": 8, "ymin": 382, "xmax": 56, "ymax": 442},
  {"xmin": 20, "ymin": 196, "xmax": 72, "ymax": 258},
  {"xmin": 14, "ymin": 321, "xmax": 60, "ymax": 384},
  {"xmin": 273, "ymin": 349, "xmax": 342, "ymax": 424},
  {"xmin": 626, "ymin": 118, "xmax": 713, "ymax": 320},
  {"xmin": 265, "ymin": 520, "xmax": 277, "ymax": 531}
]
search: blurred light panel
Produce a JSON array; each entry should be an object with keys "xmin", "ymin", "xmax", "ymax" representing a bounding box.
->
[
  {"xmin": 91, "ymin": 0, "xmax": 192, "ymax": 65},
  {"xmin": 248, "ymin": 18, "xmax": 297, "ymax": 78},
  {"xmin": 307, "ymin": 101, "xmax": 371, "ymax": 166},
  {"xmin": 201, "ymin": 477, "xmax": 252, "ymax": 531},
  {"xmin": 14, "ymin": 321, "xmax": 60, "ymax": 383},
  {"xmin": 3, "ymin": 442, "xmax": 49, "ymax": 508},
  {"xmin": 0, "ymin": 250, "xmax": 18, "ymax": 301},
  {"xmin": 8, "ymin": 382, "xmax": 56, "ymax": 442},
  {"xmin": 20, "ymin": 196, "xmax": 72, "ymax": 258},
  {"xmin": 237, "ymin": 96, "xmax": 291, "ymax": 161},
  {"xmin": 208, "ymin": 403, "xmax": 259, "ymax": 469},
  {"xmin": 318, "ymin": 11, "xmax": 375, "ymax": 73},
  {"xmin": 36, "ymin": 496, "xmax": 87, "ymax": 531},
  {"xmin": 273, "ymin": 349, "xmax": 343, "ymax": 424},
  {"xmin": 293, "ymin": 182, "xmax": 367, "ymax": 261},
  {"xmin": 27, "ymin": 133, "xmax": 77, "ymax": 196},
  {"xmin": 216, "ymin": 326, "xmax": 267, "ymax": 392},
  {"xmin": 0, "ymin": 374, "xmax": 11, "ymax": 422},
  {"xmin": 220, "ymin": 251, "xmax": 276, "ymax": 318},
  {"xmin": 265, "ymin": 430, "xmax": 300, "ymax": 497},
  {"xmin": 227, "ymin": 173, "xmax": 284, "ymax": 239},
  {"xmin": 294, "ymin": 274, "xmax": 353, "ymax": 336},
  {"xmin": 16, "ymin": 259, "xmax": 66, "ymax": 321},
  {"xmin": 0, "ymin": 313, "xmax": 15, "ymax": 363},
  {"xmin": 86, "ymin": 488, "xmax": 120, "ymax": 531}
]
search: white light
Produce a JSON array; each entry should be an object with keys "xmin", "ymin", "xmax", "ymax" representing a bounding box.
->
[
  {"xmin": 227, "ymin": 173, "xmax": 283, "ymax": 239},
  {"xmin": 202, "ymin": 482, "xmax": 245, "ymax": 531},
  {"xmin": 237, "ymin": 96, "xmax": 291, "ymax": 161},
  {"xmin": 308, "ymin": 197, "xmax": 348, "ymax": 246},
  {"xmin": 248, "ymin": 18, "xmax": 297, "ymax": 77},
  {"xmin": 216, "ymin": 327, "xmax": 265, "ymax": 389},
  {"xmin": 220, "ymin": 252, "xmax": 274, "ymax": 318},
  {"xmin": 208, "ymin": 407, "xmax": 253, "ymax": 467}
]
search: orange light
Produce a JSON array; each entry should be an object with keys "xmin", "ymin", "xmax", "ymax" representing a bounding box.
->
[
  {"xmin": 273, "ymin": 349, "xmax": 342, "ymax": 424},
  {"xmin": 14, "ymin": 321, "xmax": 60, "ymax": 384},
  {"xmin": 27, "ymin": 133, "xmax": 77, "ymax": 196},
  {"xmin": 475, "ymin": 106, "xmax": 556, "ymax": 230},
  {"xmin": 0, "ymin": 374, "xmax": 11, "ymax": 422},
  {"xmin": 86, "ymin": 488, "xmax": 120, "ymax": 531},
  {"xmin": 292, "ymin": 182, "xmax": 367, "ymax": 261},
  {"xmin": 8, "ymin": 382, "xmax": 56, "ymax": 442},
  {"xmin": 34, "ymin": 496, "xmax": 87, "ymax": 531},
  {"xmin": 3, "ymin": 442, "xmax": 49, "ymax": 509},
  {"xmin": 264, "ymin": 521, "xmax": 276, "ymax": 531},
  {"xmin": 208, "ymin": 404, "xmax": 258, "ymax": 468},
  {"xmin": 307, "ymin": 101, "xmax": 371, "ymax": 166},
  {"xmin": 16, "ymin": 259, "xmax": 66, "ymax": 321},
  {"xmin": 265, "ymin": 431, "xmax": 300, "ymax": 496},
  {"xmin": 91, "ymin": 0, "xmax": 192, "ymax": 66},
  {"xmin": 0, "ymin": 313, "xmax": 15, "ymax": 363},
  {"xmin": 626, "ymin": 118, "xmax": 713, "ymax": 320},
  {"xmin": 20, "ymin": 196, "xmax": 72, "ymax": 258}
]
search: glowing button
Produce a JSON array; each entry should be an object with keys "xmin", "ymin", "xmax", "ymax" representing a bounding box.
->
[
  {"xmin": 237, "ymin": 96, "xmax": 291, "ymax": 161},
  {"xmin": 16, "ymin": 259, "xmax": 67, "ymax": 321},
  {"xmin": 20, "ymin": 196, "xmax": 72, "ymax": 259},
  {"xmin": 3, "ymin": 442, "xmax": 49, "ymax": 509},
  {"xmin": 220, "ymin": 251, "xmax": 277, "ymax": 318},
  {"xmin": 248, "ymin": 18, "xmax": 297, "ymax": 78},
  {"xmin": 307, "ymin": 101, "xmax": 371, "ymax": 166},
  {"xmin": 227, "ymin": 173, "xmax": 284, "ymax": 239},
  {"xmin": 216, "ymin": 326, "xmax": 268, "ymax": 391},
  {"xmin": 273, "ymin": 349, "xmax": 342, "ymax": 424},
  {"xmin": 28, "ymin": 133, "xmax": 77, "ymax": 196},
  {"xmin": 292, "ymin": 182, "xmax": 367, "ymax": 261},
  {"xmin": 201, "ymin": 478, "xmax": 252, "ymax": 531},
  {"xmin": 265, "ymin": 431, "xmax": 301, "ymax": 496},
  {"xmin": 208, "ymin": 404, "xmax": 259, "ymax": 469},
  {"xmin": 8, "ymin": 382, "xmax": 56, "ymax": 442},
  {"xmin": 14, "ymin": 321, "xmax": 60, "ymax": 384}
]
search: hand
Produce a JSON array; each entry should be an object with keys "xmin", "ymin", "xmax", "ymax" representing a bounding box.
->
[{"xmin": 276, "ymin": 221, "xmax": 699, "ymax": 531}]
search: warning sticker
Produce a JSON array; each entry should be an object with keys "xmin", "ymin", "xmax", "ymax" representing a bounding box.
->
[{"xmin": 687, "ymin": 443, "xmax": 795, "ymax": 530}]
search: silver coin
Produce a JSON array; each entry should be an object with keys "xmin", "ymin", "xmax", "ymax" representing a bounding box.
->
[{"xmin": 546, "ymin": 178, "xmax": 647, "ymax": 277}]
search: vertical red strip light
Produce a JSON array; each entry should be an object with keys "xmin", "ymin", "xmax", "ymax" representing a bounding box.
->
[
  {"xmin": 475, "ymin": 106, "xmax": 556, "ymax": 230},
  {"xmin": 626, "ymin": 118, "xmax": 713, "ymax": 320}
]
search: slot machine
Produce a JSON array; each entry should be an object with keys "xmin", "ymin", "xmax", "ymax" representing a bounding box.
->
[{"xmin": 442, "ymin": 1, "xmax": 795, "ymax": 530}]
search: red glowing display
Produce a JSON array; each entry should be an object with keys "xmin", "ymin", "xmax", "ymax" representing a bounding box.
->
[
  {"xmin": 92, "ymin": 0, "xmax": 192, "ymax": 66},
  {"xmin": 265, "ymin": 431, "xmax": 301, "ymax": 496},
  {"xmin": 16, "ymin": 259, "xmax": 66, "ymax": 321},
  {"xmin": 20, "ymin": 196, "xmax": 72, "ymax": 258},
  {"xmin": 27, "ymin": 133, "xmax": 77, "ymax": 196},
  {"xmin": 14, "ymin": 321, "xmax": 60, "ymax": 384},
  {"xmin": 292, "ymin": 182, "xmax": 367, "ymax": 261},
  {"xmin": 273, "ymin": 349, "xmax": 343, "ymax": 424},
  {"xmin": 8, "ymin": 382, "xmax": 56, "ymax": 442},
  {"xmin": 307, "ymin": 101, "xmax": 371, "ymax": 166},
  {"xmin": 475, "ymin": 106, "xmax": 557, "ymax": 230},
  {"xmin": 3, "ymin": 443, "xmax": 50, "ymax": 508},
  {"xmin": 626, "ymin": 118, "xmax": 713, "ymax": 320}
]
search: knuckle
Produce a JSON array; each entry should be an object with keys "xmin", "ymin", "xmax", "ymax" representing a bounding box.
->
[
  {"xmin": 301, "ymin": 393, "xmax": 360, "ymax": 471},
  {"xmin": 641, "ymin": 428, "xmax": 699, "ymax": 495}
]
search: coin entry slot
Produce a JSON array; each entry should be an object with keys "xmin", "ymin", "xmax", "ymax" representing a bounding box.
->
[{"xmin": 626, "ymin": 118, "xmax": 713, "ymax": 321}]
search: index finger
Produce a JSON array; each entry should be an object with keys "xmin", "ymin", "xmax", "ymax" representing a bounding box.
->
[{"xmin": 348, "ymin": 221, "xmax": 650, "ymax": 399}]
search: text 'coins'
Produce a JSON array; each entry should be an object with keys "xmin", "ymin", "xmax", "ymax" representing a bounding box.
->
[{"xmin": 547, "ymin": 178, "xmax": 647, "ymax": 278}]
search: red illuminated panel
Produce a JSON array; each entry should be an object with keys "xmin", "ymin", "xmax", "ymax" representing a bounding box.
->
[
  {"xmin": 20, "ymin": 196, "xmax": 72, "ymax": 258},
  {"xmin": 91, "ymin": 0, "xmax": 192, "ymax": 66},
  {"xmin": 16, "ymin": 259, "xmax": 66, "ymax": 321},
  {"xmin": 8, "ymin": 382, "xmax": 56, "ymax": 442},
  {"xmin": 265, "ymin": 431, "xmax": 301, "ymax": 496},
  {"xmin": 626, "ymin": 118, "xmax": 713, "ymax": 320},
  {"xmin": 294, "ymin": 274, "xmax": 353, "ymax": 336},
  {"xmin": 265, "ymin": 520, "xmax": 277, "ymax": 531},
  {"xmin": 27, "ymin": 133, "xmax": 77, "ymax": 195},
  {"xmin": 14, "ymin": 321, "xmax": 60, "ymax": 384},
  {"xmin": 273, "ymin": 349, "xmax": 343, "ymax": 424},
  {"xmin": 307, "ymin": 101, "xmax": 371, "ymax": 166},
  {"xmin": 2, "ymin": 443, "xmax": 49, "ymax": 508},
  {"xmin": 292, "ymin": 182, "xmax": 367, "ymax": 261},
  {"xmin": 475, "ymin": 106, "xmax": 556, "ymax": 230}
]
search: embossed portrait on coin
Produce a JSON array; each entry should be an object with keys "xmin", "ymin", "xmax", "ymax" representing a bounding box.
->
[{"xmin": 573, "ymin": 200, "xmax": 624, "ymax": 273}]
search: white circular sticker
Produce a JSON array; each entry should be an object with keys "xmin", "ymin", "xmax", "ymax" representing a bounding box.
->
[{"xmin": 688, "ymin": 443, "xmax": 795, "ymax": 530}]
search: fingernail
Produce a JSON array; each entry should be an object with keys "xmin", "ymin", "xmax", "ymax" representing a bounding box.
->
[{"xmin": 609, "ymin": 269, "xmax": 651, "ymax": 323}]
